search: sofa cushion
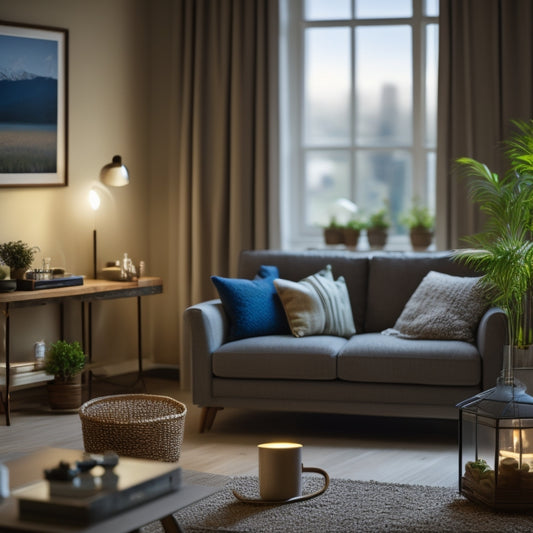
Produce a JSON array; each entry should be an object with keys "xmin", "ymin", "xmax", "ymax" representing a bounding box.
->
[
  {"xmin": 383, "ymin": 271, "xmax": 488, "ymax": 343},
  {"xmin": 211, "ymin": 265, "xmax": 289, "ymax": 340},
  {"xmin": 337, "ymin": 333, "xmax": 481, "ymax": 386},
  {"xmin": 237, "ymin": 250, "xmax": 370, "ymax": 333},
  {"xmin": 364, "ymin": 252, "xmax": 479, "ymax": 332},
  {"xmin": 212, "ymin": 335, "xmax": 346, "ymax": 380},
  {"xmin": 274, "ymin": 265, "xmax": 356, "ymax": 338}
]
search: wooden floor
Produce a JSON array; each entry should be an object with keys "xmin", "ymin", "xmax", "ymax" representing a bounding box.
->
[{"xmin": 1, "ymin": 370, "xmax": 460, "ymax": 488}]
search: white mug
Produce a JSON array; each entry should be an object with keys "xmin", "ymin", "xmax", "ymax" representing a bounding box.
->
[{"xmin": 258, "ymin": 442, "xmax": 302, "ymax": 501}]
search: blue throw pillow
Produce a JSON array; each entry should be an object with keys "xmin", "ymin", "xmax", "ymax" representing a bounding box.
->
[{"xmin": 211, "ymin": 265, "xmax": 289, "ymax": 340}]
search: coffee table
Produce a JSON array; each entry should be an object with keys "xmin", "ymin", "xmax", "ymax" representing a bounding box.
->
[{"xmin": 0, "ymin": 448, "xmax": 228, "ymax": 533}]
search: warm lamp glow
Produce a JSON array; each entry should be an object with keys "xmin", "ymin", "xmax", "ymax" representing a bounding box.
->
[
  {"xmin": 258, "ymin": 443, "xmax": 302, "ymax": 450},
  {"xmin": 89, "ymin": 189, "xmax": 101, "ymax": 211}
]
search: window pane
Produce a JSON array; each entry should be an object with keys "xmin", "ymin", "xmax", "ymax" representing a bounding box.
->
[
  {"xmin": 426, "ymin": 151, "xmax": 436, "ymax": 214},
  {"xmin": 425, "ymin": 24, "xmax": 438, "ymax": 147},
  {"xmin": 305, "ymin": 150, "xmax": 351, "ymax": 227},
  {"xmin": 355, "ymin": 150, "xmax": 411, "ymax": 232},
  {"xmin": 304, "ymin": 28, "xmax": 351, "ymax": 146},
  {"xmin": 424, "ymin": 0, "xmax": 439, "ymax": 17},
  {"xmin": 355, "ymin": 0, "xmax": 412, "ymax": 19},
  {"xmin": 305, "ymin": 0, "xmax": 351, "ymax": 20},
  {"xmin": 355, "ymin": 26, "xmax": 412, "ymax": 146}
]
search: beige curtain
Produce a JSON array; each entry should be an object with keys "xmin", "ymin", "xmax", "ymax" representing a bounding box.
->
[
  {"xmin": 156, "ymin": 0, "xmax": 276, "ymax": 388},
  {"xmin": 436, "ymin": 0, "xmax": 533, "ymax": 249}
]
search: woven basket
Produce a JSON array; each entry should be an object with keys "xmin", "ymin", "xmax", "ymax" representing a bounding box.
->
[{"xmin": 79, "ymin": 394, "xmax": 187, "ymax": 462}]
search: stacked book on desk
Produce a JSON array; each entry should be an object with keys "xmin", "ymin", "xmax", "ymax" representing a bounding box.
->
[{"xmin": 16, "ymin": 275, "xmax": 84, "ymax": 291}]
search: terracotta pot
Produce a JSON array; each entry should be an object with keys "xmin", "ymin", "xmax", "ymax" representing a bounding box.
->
[
  {"xmin": 409, "ymin": 228, "xmax": 433, "ymax": 251},
  {"xmin": 343, "ymin": 228, "xmax": 360, "ymax": 248},
  {"xmin": 324, "ymin": 227, "xmax": 344, "ymax": 245},
  {"xmin": 47, "ymin": 375, "xmax": 82, "ymax": 410},
  {"xmin": 367, "ymin": 228, "xmax": 388, "ymax": 249}
]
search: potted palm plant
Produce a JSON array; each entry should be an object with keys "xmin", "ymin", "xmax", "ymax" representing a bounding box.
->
[
  {"xmin": 366, "ymin": 207, "xmax": 390, "ymax": 249},
  {"xmin": 401, "ymin": 200, "xmax": 434, "ymax": 250},
  {"xmin": 454, "ymin": 119, "xmax": 533, "ymax": 380},
  {"xmin": 44, "ymin": 340, "xmax": 87, "ymax": 409}
]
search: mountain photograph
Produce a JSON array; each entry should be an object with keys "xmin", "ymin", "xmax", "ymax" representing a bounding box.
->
[{"xmin": 0, "ymin": 32, "xmax": 59, "ymax": 174}]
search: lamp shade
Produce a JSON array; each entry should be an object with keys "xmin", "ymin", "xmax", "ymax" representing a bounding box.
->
[{"xmin": 100, "ymin": 155, "xmax": 129, "ymax": 187}]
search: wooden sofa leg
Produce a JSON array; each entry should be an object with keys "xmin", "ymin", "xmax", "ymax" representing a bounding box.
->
[{"xmin": 199, "ymin": 406, "xmax": 223, "ymax": 433}]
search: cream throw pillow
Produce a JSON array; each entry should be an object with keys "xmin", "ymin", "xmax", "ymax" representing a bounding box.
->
[
  {"xmin": 274, "ymin": 265, "xmax": 356, "ymax": 338},
  {"xmin": 383, "ymin": 271, "xmax": 488, "ymax": 343}
]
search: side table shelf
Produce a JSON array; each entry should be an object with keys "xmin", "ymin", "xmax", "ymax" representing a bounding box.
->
[{"xmin": 0, "ymin": 365, "xmax": 54, "ymax": 389}]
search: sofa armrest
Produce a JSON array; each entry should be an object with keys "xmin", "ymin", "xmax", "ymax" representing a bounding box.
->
[
  {"xmin": 183, "ymin": 299, "xmax": 229, "ymax": 402},
  {"xmin": 477, "ymin": 307, "xmax": 507, "ymax": 390}
]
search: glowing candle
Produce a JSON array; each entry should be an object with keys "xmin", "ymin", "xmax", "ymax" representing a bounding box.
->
[{"xmin": 258, "ymin": 442, "xmax": 303, "ymax": 501}]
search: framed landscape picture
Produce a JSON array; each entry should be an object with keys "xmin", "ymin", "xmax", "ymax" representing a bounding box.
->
[{"xmin": 0, "ymin": 21, "xmax": 68, "ymax": 187}]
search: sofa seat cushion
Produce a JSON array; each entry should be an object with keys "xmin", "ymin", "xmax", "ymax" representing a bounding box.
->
[
  {"xmin": 337, "ymin": 333, "xmax": 480, "ymax": 386},
  {"xmin": 212, "ymin": 335, "xmax": 346, "ymax": 380}
]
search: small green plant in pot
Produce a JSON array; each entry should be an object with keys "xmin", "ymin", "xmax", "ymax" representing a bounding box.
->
[
  {"xmin": 366, "ymin": 207, "xmax": 390, "ymax": 249},
  {"xmin": 323, "ymin": 216, "xmax": 344, "ymax": 245},
  {"xmin": 401, "ymin": 200, "xmax": 434, "ymax": 250},
  {"xmin": 0, "ymin": 240, "xmax": 38, "ymax": 279},
  {"xmin": 343, "ymin": 218, "xmax": 365, "ymax": 248},
  {"xmin": 44, "ymin": 340, "xmax": 87, "ymax": 410}
]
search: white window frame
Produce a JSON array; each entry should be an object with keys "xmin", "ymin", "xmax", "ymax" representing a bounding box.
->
[{"xmin": 276, "ymin": 0, "xmax": 438, "ymax": 251}]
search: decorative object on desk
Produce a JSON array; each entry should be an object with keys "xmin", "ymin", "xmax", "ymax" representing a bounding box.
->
[
  {"xmin": 100, "ymin": 155, "xmax": 129, "ymax": 187},
  {"xmin": 0, "ymin": 240, "xmax": 39, "ymax": 279},
  {"xmin": 232, "ymin": 442, "xmax": 329, "ymax": 504},
  {"xmin": 400, "ymin": 198, "xmax": 434, "ymax": 250},
  {"xmin": 101, "ymin": 262, "xmax": 122, "ymax": 281},
  {"xmin": 79, "ymin": 394, "xmax": 187, "ymax": 462},
  {"xmin": 121, "ymin": 252, "xmax": 137, "ymax": 280},
  {"xmin": 44, "ymin": 340, "xmax": 87, "ymax": 410},
  {"xmin": 16, "ymin": 274, "xmax": 84, "ymax": 291},
  {"xmin": 34, "ymin": 340, "xmax": 46, "ymax": 368}
]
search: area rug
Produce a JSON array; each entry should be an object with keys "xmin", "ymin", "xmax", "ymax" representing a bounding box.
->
[{"xmin": 144, "ymin": 475, "xmax": 533, "ymax": 533}]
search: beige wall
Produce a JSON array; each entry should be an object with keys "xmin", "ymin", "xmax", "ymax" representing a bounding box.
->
[{"xmin": 0, "ymin": 0, "xmax": 177, "ymax": 368}]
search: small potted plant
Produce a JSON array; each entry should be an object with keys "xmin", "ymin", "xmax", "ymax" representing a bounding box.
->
[
  {"xmin": 366, "ymin": 207, "xmax": 390, "ymax": 249},
  {"xmin": 44, "ymin": 340, "xmax": 87, "ymax": 410},
  {"xmin": 401, "ymin": 200, "xmax": 434, "ymax": 250},
  {"xmin": 323, "ymin": 216, "xmax": 344, "ymax": 246},
  {"xmin": 343, "ymin": 218, "xmax": 365, "ymax": 249},
  {"xmin": 0, "ymin": 240, "xmax": 38, "ymax": 279}
]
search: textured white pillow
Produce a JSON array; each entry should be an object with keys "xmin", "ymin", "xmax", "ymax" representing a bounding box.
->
[
  {"xmin": 274, "ymin": 265, "xmax": 356, "ymax": 338},
  {"xmin": 383, "ymin": 271, "xmax": 488, "ymax": 343}
]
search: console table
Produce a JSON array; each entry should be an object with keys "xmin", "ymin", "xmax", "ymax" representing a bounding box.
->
[{"xmin": 0, "ymin": 277, "xmax": 163, "ymax": 426}]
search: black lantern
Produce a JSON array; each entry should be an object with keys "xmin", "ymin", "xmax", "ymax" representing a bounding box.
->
[{"xmin": 458, "ymin": 378, "xmax": 533, "ymax": 511}]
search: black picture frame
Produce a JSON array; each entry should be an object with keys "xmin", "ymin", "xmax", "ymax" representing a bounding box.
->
[{"xmin": 0, "ymin": 20, "xmax": 68, "ymax": 187}]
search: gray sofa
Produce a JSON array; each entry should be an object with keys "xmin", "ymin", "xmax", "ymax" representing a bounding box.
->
[{"xmin": 183, "ymin": 250, "xmax": 507, "ymax": 432}]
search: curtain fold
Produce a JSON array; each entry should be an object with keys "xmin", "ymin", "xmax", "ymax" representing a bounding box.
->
[
  {"xmin": 168, "ymin": 0, "xmax": 276, "ymax": 388},
  {"xmin": 436, "ymin": 0, "xmax": 533, "ymax": 250}
]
